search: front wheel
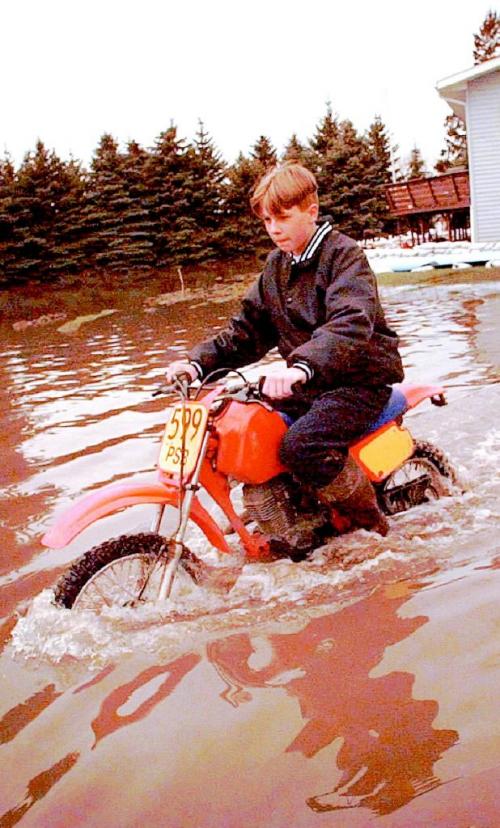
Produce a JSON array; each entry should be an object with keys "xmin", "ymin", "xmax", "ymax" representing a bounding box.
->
[
  {"xmin": 376, "ymin": 440, "xmax": 460, "ymax": 517},
  {"xmin": 53, "ymin": 532, "xmax": 203, "ymax": 611}
]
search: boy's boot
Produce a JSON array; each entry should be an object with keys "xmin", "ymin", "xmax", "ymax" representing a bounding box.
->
[{"xmin": 317, "ymin": 455, "xmax": 389, "ymax": 536}]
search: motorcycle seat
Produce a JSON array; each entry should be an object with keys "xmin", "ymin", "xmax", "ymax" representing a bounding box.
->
[{"xmin": 367, "ymin": 386, "xmax": 408, "ymax": 432}]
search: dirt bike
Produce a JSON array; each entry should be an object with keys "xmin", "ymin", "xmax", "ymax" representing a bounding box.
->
[{"xmin": 44, "ymin": 372, "xmax": 459, "ymax": 612}]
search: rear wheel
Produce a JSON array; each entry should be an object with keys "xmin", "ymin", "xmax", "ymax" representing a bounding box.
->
[
  {"xmin": 53, "ymin": 532, "xmax": 202, "ymax": 610},
  {"xmin": 376, "ymin": 440, "xmax": 460, "ymax": 517}
]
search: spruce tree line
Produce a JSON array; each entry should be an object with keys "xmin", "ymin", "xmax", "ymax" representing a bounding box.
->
[{"xmin": 0, "ymin": 109, "xmax": 395, "ymax": 287}]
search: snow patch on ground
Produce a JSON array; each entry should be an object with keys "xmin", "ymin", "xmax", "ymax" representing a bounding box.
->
[{"xmin": 365, "ymin": 240, "xmax": 500, "ymax": 273}]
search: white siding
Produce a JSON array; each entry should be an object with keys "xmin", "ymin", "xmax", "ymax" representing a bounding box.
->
[{"xmin": 466, "ymin": 70, "xmax": 500, "ymax": 242}]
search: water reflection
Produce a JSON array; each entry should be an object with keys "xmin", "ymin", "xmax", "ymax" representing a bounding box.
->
[
  {"xmin": 386, "ymin": 283, "xmax": 500, "ymax": 386},
  {"xmin": 90, "ymin": 653, "xmax": 201, "ymax": 747},
  {"xmin": 207, "ymin": 585, "xmax": 458, "ymax": 816},
  {"xmin": 0, "ymin": 360, "xmax": 57, "ymax": 582},
  {"xmin": 0, "ymin": 685, "xmax": 62, "ymax": 746},
  {"xmin": 0, "ymin": 751, "xmax": 79, "ymax": 828}
]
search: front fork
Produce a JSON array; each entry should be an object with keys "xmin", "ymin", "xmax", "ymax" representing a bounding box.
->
[{"xmin": 156, "ymin": 429, "xmax": 211, "ymax": 601}]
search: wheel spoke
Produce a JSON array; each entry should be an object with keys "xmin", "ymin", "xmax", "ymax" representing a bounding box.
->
[
  {"xmin": 86, "ymin": 577, "xmax": 114, "ymax": 608},
  {"xmin": 74, "ymin": 554, "xmax": 162, "ymax": 610}
]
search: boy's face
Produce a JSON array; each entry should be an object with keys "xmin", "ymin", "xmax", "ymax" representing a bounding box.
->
[{"xmin": 262, "ymin": 202, "xmax": 319, "ymax": 256}]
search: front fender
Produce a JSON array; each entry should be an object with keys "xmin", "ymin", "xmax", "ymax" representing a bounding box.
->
[{"xmin": 41, "ymin": 480, "xmax": 231, "ymax": 553}]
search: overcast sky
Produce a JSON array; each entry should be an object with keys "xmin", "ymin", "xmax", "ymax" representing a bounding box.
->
[{"xmin": 1, "ymin": 1, "xmax": 487, "ymax": 173}]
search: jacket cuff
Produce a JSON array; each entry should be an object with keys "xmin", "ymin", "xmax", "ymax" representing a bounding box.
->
[
  {"xmin": 292, "ymin": 361, "xmax": 314, "ymax": 382},
  {"xmin": 188, "ymin": 360, "xmax": 204, "ymax": 380}
]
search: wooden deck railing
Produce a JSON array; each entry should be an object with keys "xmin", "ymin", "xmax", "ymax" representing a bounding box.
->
[{"xmin": 385, "ymin": 171, "xmax": 470, "ymax": 216}]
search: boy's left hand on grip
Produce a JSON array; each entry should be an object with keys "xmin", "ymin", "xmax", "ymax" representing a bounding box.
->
[
  {"xmin": 261, "ymin": 367, "xmax": 307, "ymax": 399},
  {"xmin": 165, "ymin": 360, "xmax": 198, "ymax": 383}
]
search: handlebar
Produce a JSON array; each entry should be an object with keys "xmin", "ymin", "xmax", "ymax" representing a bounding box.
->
[
  {"xmin": 153, "ymin": 371, "xmax": 258, "ymax": 401},
  {"xmin": 154, "ymin": 368, "xmax": 306, "ymax": 403},
  {"xmin": 152, "ymin": 374, "xmax": 193, "ymax": 398}
]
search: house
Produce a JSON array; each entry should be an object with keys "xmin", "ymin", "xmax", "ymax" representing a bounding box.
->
[{"xmin": 436, "ymin": 55, "xmax": 500, "ymax": 243}]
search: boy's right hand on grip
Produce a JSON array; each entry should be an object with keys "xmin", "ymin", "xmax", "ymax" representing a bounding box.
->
[
  {"xmin": 165, "ymin": 360, "xmax": 198, "ymax": 384},
  {"xmin": 260, "ymin": 366, "xmax": 307, "ymax": 399}
]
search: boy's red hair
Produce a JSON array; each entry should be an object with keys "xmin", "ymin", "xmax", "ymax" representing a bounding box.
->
[{"xmin": 250, "ymin": 163, "xmax": 319, "ymax": 217}]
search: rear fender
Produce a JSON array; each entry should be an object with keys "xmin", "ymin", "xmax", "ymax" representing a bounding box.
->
[
  {"xmin": 41, "ymin": 480, "xmax": 231, "ymax": 553},
  {"xmin": 397, "ymin": 382, "xmax": 446, "ymax": 409}
]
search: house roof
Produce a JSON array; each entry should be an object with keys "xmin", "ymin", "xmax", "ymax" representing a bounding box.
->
[{"xmin": 436, "ymin": 55, "xmax": 500, "ymax": 118}]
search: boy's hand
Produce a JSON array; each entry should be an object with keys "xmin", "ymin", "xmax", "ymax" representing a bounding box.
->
[
  {"xmin": 261, "ymin": 367, "xmax": 307, "ymax": 399},
  {"xmin": 165, "ymin": 360, "xmax": 198, "ymax": 383}
]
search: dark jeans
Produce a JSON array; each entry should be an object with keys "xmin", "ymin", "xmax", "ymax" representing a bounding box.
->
[{"xmin": 277, "ymin": 386, "xmax": 392, "ymax": 488}]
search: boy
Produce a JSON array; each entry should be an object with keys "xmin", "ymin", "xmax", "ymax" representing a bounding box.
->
[{"xmin": 165, "ymin": 163, "xmax": 404, "ymax": 546}]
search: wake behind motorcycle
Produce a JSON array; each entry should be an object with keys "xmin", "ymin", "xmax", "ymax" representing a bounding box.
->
[{"xmin": 44, "ymin": 372, "xmax": 460, "ymax": 612}]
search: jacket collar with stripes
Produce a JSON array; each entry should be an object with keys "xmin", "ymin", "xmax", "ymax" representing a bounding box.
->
[{"xmin": 291, "ymin": 217, "xmax": 333, "ymax": 267}]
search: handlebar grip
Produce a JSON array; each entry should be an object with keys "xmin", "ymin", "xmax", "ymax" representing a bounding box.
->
[{"xmin": 257, "ymin": 375, "xmax": 305, "ymax": 399}]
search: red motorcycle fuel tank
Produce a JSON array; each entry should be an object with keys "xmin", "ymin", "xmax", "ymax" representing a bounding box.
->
[{"xmin": 214, "ymin": 400, "xmax": 288, "ymax": 484}]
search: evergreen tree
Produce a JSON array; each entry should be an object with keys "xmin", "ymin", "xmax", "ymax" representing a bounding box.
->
[
  {"xmin": 14, "ymin": 141, "xmax": 53, "ymax": 279},
  {"xmin": 407, "ymin": 145, "xmax": 426, "ymax": 179},
  {"xmin": 282, "ymin": 134, "xmax": 313, "ymax": 166},
  {"xmin": 145, "ymin": 124, "xmax": 193, "ymax": 269},
  {"xmin": 242, "ymin": 135, "xmax": 279, "ymax": 250},
  {"xmin": 93, "ymin": 134, "xmax": 156, "ymax": 274},
  {"xmin": 435, "ymin": 115, "xmax": 468, "ymax": 173},
  {"xmin": 117, "ymin": 140, "xmax": 155, "ymax": 272},
  {"xmin": 250, "ymin": 135, "xmax": 278, "ymax": 174},
  {"xmin": 222, "ymin": 152, "xmax": 267, "ymax": 255},
  {"xmin": 363, "ymin": 115, "xmax": 393, "ymax": 233},
  {"xmin": 316, "ymin": 119, "xmax": 383, "ymax": 238},
  {"xmin": 0, "ymin": 155, "xmax": 17, "ymax": 284},
  {"xmin": 5, "ymin": 141, "xmax": 86, "ymax": 282},
  {"xmin": 78, "ymin": 133, "xmax": 130, "ymax": 272},
  {"xmin": 0, "ymin": 156, "xmax": 14, "ymax": 190},
  {"xmin": 366, "ymin": 116, "xmax": 392, "ymax": 183},
  {"xmin": 309, "ymin": 102, "xmax": 339, "ymax": 161},
  {"xmin": 48, "ymin": 155, "xmax": 87, "ymax": 276},
  {"xmin": 473, "ymin": 9, "xmax": 500, "ymax": 63},
  {"xmin": 181, "ymin": 120, "xmax": 227, "ymax": 263}
]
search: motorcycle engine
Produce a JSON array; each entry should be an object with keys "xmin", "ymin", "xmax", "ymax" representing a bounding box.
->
[
  {"xmin": 242, "ymin": 474, "xmax": 299, "ymax": 537},
  {"xmin": 242, "ymin": 474, "xmax": 329, "ymax": 559}
]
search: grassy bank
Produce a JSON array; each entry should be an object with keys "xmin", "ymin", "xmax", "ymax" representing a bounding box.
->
[
  {"xmin": 0, "ymin": 257, "xmax": 261, "ymax": 324},
  {"xmin": 1, "ymin": 263, "xmax": 499, "ymax": 326}
]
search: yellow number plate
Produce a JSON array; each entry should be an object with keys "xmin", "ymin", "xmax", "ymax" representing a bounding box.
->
[{"xmin": 158, "ymin": 403, "xmax": 208, "ymax": 478}]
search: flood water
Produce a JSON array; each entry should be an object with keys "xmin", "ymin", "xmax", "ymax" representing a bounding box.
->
[{"xmin": 1, "ymin": 274, "xmax": 499, "ymax": 827}]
